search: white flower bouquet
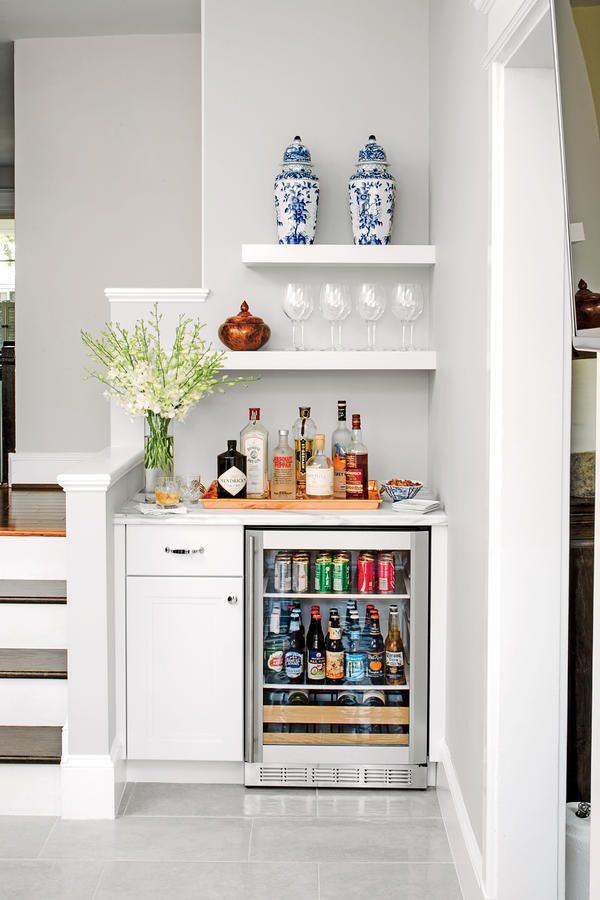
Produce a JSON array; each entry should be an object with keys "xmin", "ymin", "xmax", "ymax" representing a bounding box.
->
[{"xmin": 82, "ymin": 305, "xmax": 249, "ymax": 477}]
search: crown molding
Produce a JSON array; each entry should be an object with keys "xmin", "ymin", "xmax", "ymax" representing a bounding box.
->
[{"xmin": 104, "ymin": 288, "xmax": 210, "ymax": 304}]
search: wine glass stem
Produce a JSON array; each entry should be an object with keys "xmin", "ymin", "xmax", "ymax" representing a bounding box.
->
[
  {"xmin": 330, "ymin": 322, "xmax": 336, "ymax": 351},
  {"xmin": 401, "ymin": 322, "xmax": 407, "ymax": 351},
  {"xmin": 292, "ymin": 321, "xmax": 298, "ymax": 351},
  {"xmin": 409, "ymin": 323, "xmax": 415, "ymax": 350},
  {"xmin": 367, "ymin": 321, "xmax": 376, "ymax": 350},
  {"xmin": 336, "ymin": 322, "xmax": 343, "ymax": 351},
  {"xmin": 298, "ymin": 321, "xmax": 305, "ymax": 351}
]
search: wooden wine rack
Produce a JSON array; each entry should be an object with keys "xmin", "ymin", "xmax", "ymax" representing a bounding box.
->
[
  {"xmin": 263, "ymin": 733, "xmax": 410, "ymax": 746},
  {"xmin": 263, "ymin": 705, "xmax": 409, "ymax": 725}
]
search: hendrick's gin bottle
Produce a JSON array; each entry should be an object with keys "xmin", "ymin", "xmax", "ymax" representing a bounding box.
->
[{"xmin": 217, "ymin": 439, "xmax": 247, "ymax": 499}]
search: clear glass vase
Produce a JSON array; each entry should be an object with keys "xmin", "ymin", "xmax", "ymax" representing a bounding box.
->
[{"xmin": 144, "ymin": 413, "xmax": 174, "ymax": 501}]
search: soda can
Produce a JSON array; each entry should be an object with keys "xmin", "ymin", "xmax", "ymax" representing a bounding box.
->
[
  {"xmin": 358, "ymin": 553, "xmax": 375, "ymax": 593},
  {"xmin": 377, "ymin": 553, "xmax": 395, "ymax": 594},
  {"xmin": 274, "ymin": 552, "xmax": 292, "ymax": 593},
  {"xmin": 332, "ymin": 555, "xmax": 350, "ymax": 593},
  {"xmin": 315, "ymin": 553, "xmax": 333, "ymax": 593},
  {"xmin": 292, "ymin": 553, "xmax": 309, "ymax": 593}
]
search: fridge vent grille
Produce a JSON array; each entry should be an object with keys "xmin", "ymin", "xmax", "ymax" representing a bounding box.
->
[{"xmin": 252, "ymin": 764, "xmax": 415, "ymax": 788}]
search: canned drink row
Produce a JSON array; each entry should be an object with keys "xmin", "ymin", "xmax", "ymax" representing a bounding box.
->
[{"xmin": 273, "ymin": 550, "xmax": 397, "ymax": 594}]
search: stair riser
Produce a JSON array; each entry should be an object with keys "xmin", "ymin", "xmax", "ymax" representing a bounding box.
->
[
  {"xmin": 0, "ymin": 679, "xmax": 67, "ymax": 725},
  {"xmin": 0, "ymin": 603, "xmax": 67, "ymax": 648},
  {"xmin": 0, "ymin": 763, "xmax": 61, "ymax": 815}
]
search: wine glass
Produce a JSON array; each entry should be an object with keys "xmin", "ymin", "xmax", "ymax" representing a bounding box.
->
[
  {"xmin": 319, "ymin": 283, "xmax": 352, "ymax": 350},
  {"xmin": 356, "ymin": 283, "xmax": 387, "ymax": 350},
  {"xmin": 282, "ymin": 283, "xmax": 314, "ymax": 350},
  {"xmin": 391, "ymin": 283, "xmax": 424, "ymax": 350}
]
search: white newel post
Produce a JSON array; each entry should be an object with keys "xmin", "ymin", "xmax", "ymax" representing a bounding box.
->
[{"xmin": 58, "ymin": 449, "xmax": 143, "ymax": 818}]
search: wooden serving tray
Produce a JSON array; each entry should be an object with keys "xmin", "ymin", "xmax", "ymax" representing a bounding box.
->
[{"xmin": 201, "ymin": 484, "xmax": 381, "ymax": 510}]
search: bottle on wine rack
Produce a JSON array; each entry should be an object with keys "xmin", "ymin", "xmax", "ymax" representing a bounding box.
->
[
  {"xmin": 346, "ymin": 414, "xmax": 369, "ymax": 499},
  {"xmin": 366, "ymin": 610, "xmax": 385, "ymax": 684},
  {"xmin": 240, "ymin": 408, "xmax": 268, "ymax": 499},
  {"xmin": 271, "ymin": 430, "xmax": 296, "ymax": 500},
  {"xmin": 331, "ymin": 400, "xmax": 352, "ymax": 499},
  {"xmin": 264, "ymin": 604, "xmax": 285, "ymax": 682},
  {"xmin": 293, "ymin": 406, "xmax": 316, "ymax": 497},
  {"xmin": 306, "ymin": 610, "xmax": 326, "ymax": 684},
  {"xmin": 284, "ymin": 608, "xmax": 305, "ymax": 684},
  {"xmin": 326, "ymin": 610, "xmax": 345, "ymax": 685},
  {"xmin": 385, "ymin": 604, "xmax": 407, "ymax": 685},
  {"xmin": 217, "ymin": 439, "xmax": 247, "ymax": 499}
]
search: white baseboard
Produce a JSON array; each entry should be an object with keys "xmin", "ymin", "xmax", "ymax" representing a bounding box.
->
[
  {"xmin": 438, "ymin": 742, "xmax": 487, "ymax": 900},
  {"xmin": 9, "ymin": 451, "xmax": 95, "ymax": 485},
  {"xmin": 125, "ymin": 760, "xmax": 244, "ymax": 784},
  {"xmin": 0, "ymin": 764, "xmax": 61, "ymax": 815}
]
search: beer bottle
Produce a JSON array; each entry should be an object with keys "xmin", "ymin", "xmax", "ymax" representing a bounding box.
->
[
  {"xmin": 385, "ymin": 604, "xmax": 407, "ymax": 685},
  {"xmin": 306, "ymin": 611, "xmax": 326, "ymax": 684},
  {"xmin": 361, "ymin": 604, "xmax": 375, "ymax": 650},
  {"xmin": 326, "ymin": 611, "xmax": 345, "ymax": 685},
  {"xmin": 344, "ymin": 612, "xmax": 366, "ymax": 685},
  {"xmin": 366, "ymin": 611, "xmax": 385, "ymax": 685},
  {"xmin": 263, "ymin": 604, "xmax": 285, "ymax": 683},
  {"xmin": 284, "ymin": 608, "xmax": 305, "ymax": 684}
]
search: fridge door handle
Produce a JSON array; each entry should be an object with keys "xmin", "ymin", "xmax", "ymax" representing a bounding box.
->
[{"xmin": 245, "ymin": 534, "xmax": 255, "ymax": 763}]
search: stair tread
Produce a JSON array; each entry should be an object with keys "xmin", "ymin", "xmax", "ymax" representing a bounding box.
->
[
  {"xmin": 0, "ymin": 487, "xmax": 66, "ymax": 537},
  {"xmin": 0, "ymin": 580, "xmax": 66, "ymax": 604},
  {"xmin": 0, "ymin": 649, "xmax": 67, "ymax": 678},
  {"xmin": 0, "ymin": 726, "xmax": 62, "ymax": 763}
]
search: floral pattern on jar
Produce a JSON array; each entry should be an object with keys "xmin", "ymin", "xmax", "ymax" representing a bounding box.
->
[
  {"xmin": 348, "ymin": 135, "xmax": 396, "ymax": 245},
  {"xmin": 274, "ymin": 136, "xmax": 319, "ymax": 245}
]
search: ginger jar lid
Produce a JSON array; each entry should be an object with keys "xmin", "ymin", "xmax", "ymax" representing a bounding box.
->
[
  {"xmin": 223, "ymin": 300, "xmax": 265, "ymax": 325},
  {"xmin": 282, "ymin": 135, "xmax": 313, "ymax": 166},
  {"xmin": 357, "ymin": 134, "xmax": 388, "ymax": 164}
]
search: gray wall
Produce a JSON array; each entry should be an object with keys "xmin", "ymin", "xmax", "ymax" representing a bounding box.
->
[
  {"xmin": 428, "ymin": 0, "xmax": 489, "ymax": 848},
  {"xmin": 173, "ymin": 0, "xmax": 431, "ymax": 481},
  {"xmin": 14, "ymin": 34, "xmax": 202, "ymax": 452}
]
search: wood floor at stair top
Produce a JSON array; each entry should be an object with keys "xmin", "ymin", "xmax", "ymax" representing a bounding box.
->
[
  {"xmin": 0, "ymin": 726, "xmax": 62, "ymax": 763},
  {"xmin": 0, "ymin": 579, "xmax": 67, "ymax": 603},
  {"xmin": 0, "ymin": 487, "xmax": 66, "ymax": 536},
  {"xmin": 0, "ymin": 648, "xmax": 67, "ymax": 678}
]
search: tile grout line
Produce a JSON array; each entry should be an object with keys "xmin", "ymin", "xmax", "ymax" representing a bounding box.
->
[
  {"xmin": 35, "ymin": 817, "xmax": 59, "ymax": 859},
  {"xmin": 317, "ymin": 861, "xmax": 321, "ymax": 900},
  {"xmin": 89, "ymin": 860, "xmax": 106, "ymax": 900},
  {"xmin": 247, "ymin": 816, "xmax": 255, "ymax": 861}
]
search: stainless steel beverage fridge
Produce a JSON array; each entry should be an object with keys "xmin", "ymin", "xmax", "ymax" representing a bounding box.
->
[{"xmin": 245, "ymin": 528, "xmax": 429, "ymax": 789}]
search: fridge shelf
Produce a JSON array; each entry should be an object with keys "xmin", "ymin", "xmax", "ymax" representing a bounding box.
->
[
  {"xmin": 263, "ymin": 733, "xmax": 409, "ymax": 746},
  {"xmin": 263, "ymin": 591, "xmax": 409, "ymax": 601},
  {"xmin": 263, "ymin": 682, "xmax": 409, "ymax": 692},
  {"xmin": 263, "ymin": 705, "xmax": 409, "ymax": 725}
]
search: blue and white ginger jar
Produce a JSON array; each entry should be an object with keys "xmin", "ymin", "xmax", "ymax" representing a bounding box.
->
[
  {"xmin": 274, "ymin": 136, "xmax": 319, "ymax": 245},
  {"xmin": 348, "ymin": 135, "xmax": 396, "ymax": 245}
]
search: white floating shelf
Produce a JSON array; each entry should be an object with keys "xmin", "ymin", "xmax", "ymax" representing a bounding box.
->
[
  {"xmin": 220, "ymin": 350, "xmax": 436, "ymax": 371},
  {"xmin": 105, "ymin": 288, "xmax": 210, "ymax": 303},
  {"xmin": 241, "ymin": 244, "xmax": 436, "ymax": 267}
]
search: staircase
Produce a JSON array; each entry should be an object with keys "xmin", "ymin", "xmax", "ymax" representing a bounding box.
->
[{"xmin": 0, "ymin": 488, "xmax": 67, "ymax": 814}]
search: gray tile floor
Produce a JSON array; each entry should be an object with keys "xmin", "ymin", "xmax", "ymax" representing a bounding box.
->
[{"xmin": 0, "ymin": 785, "xmax": 461, "ymax": 899}]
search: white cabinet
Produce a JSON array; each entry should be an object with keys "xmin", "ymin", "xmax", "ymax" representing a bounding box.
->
[{"xmin": 126, "ymin": 576, "xmax": 243, "ymax": 761}]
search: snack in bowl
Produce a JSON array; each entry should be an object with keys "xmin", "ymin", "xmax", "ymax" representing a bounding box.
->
[{"xmin": 381, "ymin": 479, "xmax": 423, "ymax": 502}]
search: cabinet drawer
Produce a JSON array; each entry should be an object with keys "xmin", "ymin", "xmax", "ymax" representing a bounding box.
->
[{"xmin": 126, "ymin": 525, "xmax": 243, "ymax": 576}]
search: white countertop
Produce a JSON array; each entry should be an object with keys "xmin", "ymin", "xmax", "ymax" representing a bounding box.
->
[{"xmin": 114, "ymin": 498, "xmax": 447, "ymax": 528}]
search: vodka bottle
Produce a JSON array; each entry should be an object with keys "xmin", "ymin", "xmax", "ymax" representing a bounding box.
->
[
  {"xmin": 240, "ymin": 407, "xmax": 268, "ymax": 499},
  {"xmin": 306, "ymin": 434, "xmax": 334, "ymax": 499},
  {"xmin": 331, "ymin": 400, "xmax": 352, "ymax": 499},
  {"xmin": 271, "ymin": 429, "xmax": 296, "ymax": 500}
]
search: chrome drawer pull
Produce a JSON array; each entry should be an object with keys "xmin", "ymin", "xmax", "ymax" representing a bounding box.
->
[
  {"xmin": 227, "ymin": 595, "xmax": 239, "ymax": 605},
  {"xmin": 164, "ymin": 547, "xmax": 205, "ymax": 555}
]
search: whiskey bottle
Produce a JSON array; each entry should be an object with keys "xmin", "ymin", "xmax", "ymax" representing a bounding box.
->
[
  {"xmin": 216, "ymin": 439, "xmax": 247, "ymax": 499},
  {"xmin": 345, "ymin": 413, "xmax": 369, "ymax": 499},
  {"xmin": 331, "ymin": 400, "xmax": 352, "ymax": 499},
  {"xmin": 292, "ymin": 406, "xmax": 316, "ymax": 497},
  {"xmin": 240, "ymin": 407, "xmax": 268, "ymax": 499},
  {"xmin": 271, "ymin": 429, "xmax": 296, "ymax": 500},
  {"xmin": 305, "ymin": 434, "xmax": 334, "ymax": 499}
]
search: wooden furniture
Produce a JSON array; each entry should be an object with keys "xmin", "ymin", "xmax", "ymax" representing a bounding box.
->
[
  {"xmin": 568, "ymin": 496, "xmax": 594, "ymax": 801},
  {"xmin": 575, "ymin": 279, "xmax": 600, "ymax": 331}
]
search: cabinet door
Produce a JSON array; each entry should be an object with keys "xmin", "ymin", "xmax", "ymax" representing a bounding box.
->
[{"xmin": 127, "ymin": 576, "xmax": 243, "ymax": 760}]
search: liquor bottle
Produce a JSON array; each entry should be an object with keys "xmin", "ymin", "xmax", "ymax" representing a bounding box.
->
[
  {"xmin": 325, "ymin": 610, "xmax": 345, "ymax": 685},
  {"xmin": 240, "ymin": 408, "xmax": 268, "ymax": 499},
  {"xmin": 293, "ymin": 406, "xmax": 316, "ymax": 497},
  {"xmin": 264, "ymin": 604, "xmax": 285, "ymax": 682},
  {"xmin": 385, "ymin": 604, "xmax": 407, "ymax": 685},
  {"xmin": 306, "ymin": 610, "xmax": 326, "ymax": 684},
  {"xmin": 331, "ymin": 400, "xmax": 352, "ymax": 499},
  {"xmin": 366, "ymin": 611, "xmax": 385, "ymax": 684},
  {"xmin": 284, "ymin": 608, "xmax": 305, "ymax": 684},
  {"xmin": 306, "ymin": 434, "xmax": 334, "ymax": 499},
  {"xmin": 345, "ymin": 414, "xmax": 369, "ymax": 500},
  {"xmin": 271, "ymin": 429, "xmax": 296, "ymax": 500},
  {"xmin": 344, "ymin": 613, "xmax": 366, "ymax": 684},
  {"xmin": 217, "ymin": 439, "xmax": 247, "ymax": 499}
]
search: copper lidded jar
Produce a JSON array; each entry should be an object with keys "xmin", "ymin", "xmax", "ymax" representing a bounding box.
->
[{"xmin": 218, "ymin": 300, "xmax": 271, "ymax": 351}]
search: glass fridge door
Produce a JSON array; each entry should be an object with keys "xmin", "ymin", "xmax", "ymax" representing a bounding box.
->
[{"xmin": 246, "ymin": 530, "xmax": 428, "ymax": 766}]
